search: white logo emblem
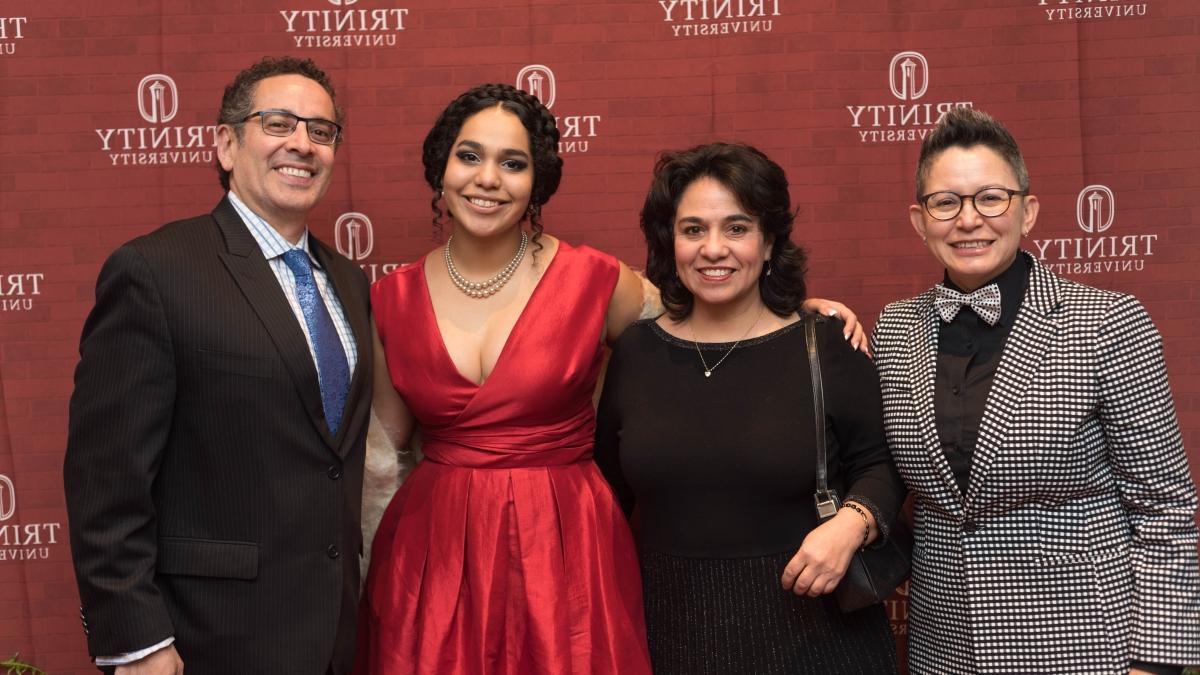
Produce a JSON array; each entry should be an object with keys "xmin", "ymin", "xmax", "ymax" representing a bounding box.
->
[
  {"xmin": 889, "ymin": 51, "xmax": 929, "ymax": 101},
  {"xmin": 1076, "ymin": 184, "xmax": 1115, "ymax": 233},
  {"xmin": 328, "ymin": 0, "xmax": 358, "ymax": 4},
  {"xmin": 0, "ymin": 475, "xmax": 14, "ymax": 522},
  {"xmin": 516, "ymin": 65, "xmax": 556, "ymax": 110},
  {"xmin": 335, "ymin": 212, "xmax": 374, "ymax": 261},
  {"xmin": 137, "ymin": 74, "xmax": 178, "ymax": 124}
]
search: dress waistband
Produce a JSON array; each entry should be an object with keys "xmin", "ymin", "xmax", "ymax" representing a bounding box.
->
[{"xmin": 422, "ymin": 438, "xmax": 593, "ymax": 469}]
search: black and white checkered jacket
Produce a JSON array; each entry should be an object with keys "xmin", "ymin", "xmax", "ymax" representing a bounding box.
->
[{"xmin": 872, "ymin": 252, "xmax": 1200, "ymax": 674}]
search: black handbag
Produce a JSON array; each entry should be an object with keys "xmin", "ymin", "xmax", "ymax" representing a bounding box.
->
[{"xmin": 804, "ymin": 314, "xmax": 912, "ymax": 613}]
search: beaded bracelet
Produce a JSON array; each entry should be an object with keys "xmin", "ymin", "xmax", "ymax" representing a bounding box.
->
[{"xmin": 841, "ymin": 502, "xmax": 871, "ymax": 550}]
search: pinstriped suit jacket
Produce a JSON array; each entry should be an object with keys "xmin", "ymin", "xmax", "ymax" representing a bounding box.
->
[
  {"xmin": 64, "ymin": 198, "xmax": 373, "ymax": 674},
  {"xmin": 872, "ymin": 252, "xmax": 1200, "ymax": 674}
]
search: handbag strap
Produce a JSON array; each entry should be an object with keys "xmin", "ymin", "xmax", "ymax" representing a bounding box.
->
[{"xmin": 805, "ymin": 315, "xmax": 840, "ymax": 520}]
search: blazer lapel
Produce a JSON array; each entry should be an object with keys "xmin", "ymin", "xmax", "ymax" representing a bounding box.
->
[
  {"xmin": 907, "ymin": 289, "xmax": 967, "ymax": 507},
  {"xmin": 211, "ymin": 198, "xmax": 337, "ymax": 452},
  {"xmin": 965, "ymin": 252, "xmax": 1061, "ymax": 506},
  {"xmin": 311, "ymin": 236, "xmax": 370, "ymax": 457}
]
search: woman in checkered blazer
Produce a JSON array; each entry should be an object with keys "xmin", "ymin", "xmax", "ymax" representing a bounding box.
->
[{"xmin": 871, "ymin": 108, "xmax": 1200, "ymax": 675}]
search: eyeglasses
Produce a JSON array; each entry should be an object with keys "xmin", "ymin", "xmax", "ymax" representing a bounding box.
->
[
  {"xmin": 920, "ymin": 187, "xmax": 1027, "ymax": 221},
  {"xmin": 239, "ymin": 110, "xmax": 342, "ymax": 146}
]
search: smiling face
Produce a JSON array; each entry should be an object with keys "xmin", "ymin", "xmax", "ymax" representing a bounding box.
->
[
  {"xmin": 673, "ymin": 176, "xmax": 772, "ymax": 315},
  {"xmin": 910, "ymin": 145, "xmax": 1038, "ymax": 291},
  {"xmin": 216, "ymin": 74, "xmax": 337, "ymax": 234},
  {"xmin": 441, "ymin": 106, "xmax": 534, "ymax": 241}
]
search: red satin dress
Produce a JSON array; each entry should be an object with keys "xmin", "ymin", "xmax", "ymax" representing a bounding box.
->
[{"xmin": 358, "ymin": 242, "xmax": 652, "ymax": 675}]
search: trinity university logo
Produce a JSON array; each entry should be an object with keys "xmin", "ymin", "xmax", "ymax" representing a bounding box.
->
[
  {"xmin": 517, "ymin": 65, "xmax": 556, "ymax": 110},
  {"xmin": 0, "ymin": 474, "xmax": 64, "ymax": 562},
  {"xmin": 0, "ymin": 273, "xmax": 44, "ymax": 312},
  {"xmin": 279, "ymin": 0, "xmax": 409, "ymax": 48},
  {"xmin": 1038, "ymin": 0, "xmax": 1148, "ymax": 22},
  {"xmin": 0, "ymin": 17, "xmax": 27, "ymax": 55},
  {"xmin": 656, "ymin": 0, "xmax": 779, "ymax": 38},
  {"xmin": 333, "ymin": 212, "xmax": 397, "ymax": 282},
  {"xmin": 846, "ymin": 51, "xmax": 972, "ymax": 144},
  {"xmin": 515, "ymin": 65, "xmax": 601, "ymax": 155},
  {"xmin": 0, "ymin": 473, "xmax": 64, "ymax": 562},
  {"xmin": 888, "ymin": 51, "xmax": 928, "ymax": 101},
  {"xmin": 335, "ymin": 212, "xmax": 374, "ymax": 261},
  {"xmin": 1031, "ymin": 184, "xmax": 1156, "ymax": 275},
  {"xmin": 1076, "ymin": 184, "xmax": 1115, "ymax": 234},
  {"xmin": 95, "ymin": 74, "xmax": 217, "ymax": 167},
  {"xmin": 0, "ymin": 475, "xmax": 13, "ymax": 522},
  {"xmin": 138, "ymin": 75, "xmax": 178, "ymax": 124}
]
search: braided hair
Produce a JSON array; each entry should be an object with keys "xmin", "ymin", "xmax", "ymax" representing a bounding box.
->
[{"xmin": 422, "ymin": 83, "xmax": 562, "ymax": 252}]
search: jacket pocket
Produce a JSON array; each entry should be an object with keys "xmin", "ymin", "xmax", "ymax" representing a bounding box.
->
[
  {"xmin": 196, "ymin": 348, "xmax": 271, "ymax": 379},
  {"xmin": 157, "ymin": 536, "xmax": 259, "ymax": 580}
]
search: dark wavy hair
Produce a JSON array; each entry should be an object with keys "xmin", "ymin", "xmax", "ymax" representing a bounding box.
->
[
  {"xmin": 422, "ymin": 83, "xmax": 562, "ymax": 248},
  {"xmin": 215, "ymin": 56, "xmax": 342, "ymax": 191},
  {"xmin": 640, "ymin": 142, "xmax": 808, "ymax": 321},
  {"xmin": 915, "ymin": 107, "xmax": 1029, "ymax": 201}
]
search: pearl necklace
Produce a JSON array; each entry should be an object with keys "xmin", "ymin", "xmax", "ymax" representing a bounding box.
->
[
  {"xmin": 444, "ymin": 231, "xmax": 528, "ymax": 299},
  {"xmin": 689, "ymin": 305, "xmax": 764, "ymax": 378}
]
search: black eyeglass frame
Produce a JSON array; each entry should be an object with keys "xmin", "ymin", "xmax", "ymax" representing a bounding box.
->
[
  {"xmin": 919, "ymin": 187, "xmax": 1028, "ymax": 221},
  {"xmin": 238, "ymin": 109, "xmax": 343, "ymax": 146}
]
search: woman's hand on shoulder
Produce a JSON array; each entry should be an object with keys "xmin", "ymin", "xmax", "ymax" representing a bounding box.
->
[
  {"xmin": 780, "ymin": 509, "xmax": 866, "ymax": 597},
  {"xmin": 606, "ymin": 262, "xmax": 652, "ymax": 344},
  {"xmin": 801, "ymin": 298, "xmax": 869, "ymax": 356}
]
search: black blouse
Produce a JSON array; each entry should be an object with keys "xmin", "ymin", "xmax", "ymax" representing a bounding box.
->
[
  {"xmin": 934, "ymin": 254, "xmax": 1029, "ymax": 496},
  {"xmin": 594, "ymin": 316, "xmax": 904, "ymax": 558}
]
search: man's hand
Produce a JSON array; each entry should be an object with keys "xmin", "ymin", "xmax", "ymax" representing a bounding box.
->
[{"xmin": 115, "ymin": 645, "xmax": 183, "ymax": 675}]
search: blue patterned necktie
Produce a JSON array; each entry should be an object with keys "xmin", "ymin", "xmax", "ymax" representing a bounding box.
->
[
  {"xmin": 282, "ymin": 250, "xmax": 350, "ymax": 437},
  {"xmin": 933, "ymin": 283, "xmax": 1002, "ymax": 326}
]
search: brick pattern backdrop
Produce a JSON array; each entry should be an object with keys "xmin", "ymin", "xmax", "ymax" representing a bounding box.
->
[{"xmin": 1, "ymin": 0, "xmax": 1197, "ymax": 671}]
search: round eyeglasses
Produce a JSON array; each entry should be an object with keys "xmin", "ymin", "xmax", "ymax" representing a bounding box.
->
[
  {"xmin": 240, "ymin": 109, "xmax": 342, "ymax": 146},
  {"xmin": 920, "ymin": 187, "xmax": 1027, "ymax": 221}
]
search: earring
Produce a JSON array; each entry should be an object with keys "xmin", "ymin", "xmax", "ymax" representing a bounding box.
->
[{"xmin": 763, "ymin": 261, "xmax": 772, "ymax": 277}]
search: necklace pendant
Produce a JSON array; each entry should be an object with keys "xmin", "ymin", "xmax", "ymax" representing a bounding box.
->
[{"xmin": 704, "ymin": 370, "xmax": 712, "ymax": 378}]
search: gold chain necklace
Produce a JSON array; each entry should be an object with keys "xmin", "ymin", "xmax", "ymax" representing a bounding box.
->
[{"xmin": 689, "ymin": 305, "xmax": 764, "ymax": 378}]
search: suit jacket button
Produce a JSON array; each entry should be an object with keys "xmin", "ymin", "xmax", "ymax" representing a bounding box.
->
[
  {"xmin": 327, "ymin": 466, "xmax": 342, "ymax": 480},
  {"xmin": 962, "ymin": 520, "xmax": 979, "ymax": 534},
  {"xmin": 327, "ymin": 544, "xmax": 340, "ymax": 559}
]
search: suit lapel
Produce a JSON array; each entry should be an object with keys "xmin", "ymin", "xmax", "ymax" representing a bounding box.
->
[
  {"xmin": 907, "ymin": 290, "xmax": 967, "ymax": 507},
  {"xmin": 211, "ymin": 198, "xmax": 338, "ymax": 453},
  {"xmin": 965, "ymin": 253, "xmax": 1061, "ymax": 506},
  {"xmin": 311, "ymin": 237, "xmax": 370, "ymax": 457}
]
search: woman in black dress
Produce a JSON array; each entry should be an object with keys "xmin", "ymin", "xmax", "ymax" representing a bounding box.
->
[{"xmin": 595, "ymin": 142, "xmax": 904, "ymax": 674}]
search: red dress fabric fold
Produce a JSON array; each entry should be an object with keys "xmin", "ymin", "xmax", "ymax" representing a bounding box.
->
[{"xmin": 359, "ymin": 243, "xmax": 651, "ymax": 675}]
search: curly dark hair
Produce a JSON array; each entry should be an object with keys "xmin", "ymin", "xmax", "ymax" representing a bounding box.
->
[
  {"xmin": 422, "ymin": 83, "xmax": 562, "ymax": 248},
  {"xmin": 640, "ymin": 142, "xmax": 808, "ymax": 321},
  {"xmin": 215, "ymin": 56, "xmax": 342, "ymax": 191},
  {"xmin": 915, "ymin": 107, "xmax": 1028, "ymax": 201}
]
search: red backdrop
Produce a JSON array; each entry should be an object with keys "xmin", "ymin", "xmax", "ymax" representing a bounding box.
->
[{"xmin": 1, "ymin": 0, "xmax": 1197, "ymax": 671}]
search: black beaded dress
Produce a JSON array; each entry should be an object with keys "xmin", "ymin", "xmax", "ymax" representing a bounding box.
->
[{"xmin": 595, "ymin": 316, "xmax": 903, "ymax": 675}]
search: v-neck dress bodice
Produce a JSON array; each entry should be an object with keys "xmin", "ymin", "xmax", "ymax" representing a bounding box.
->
[{"xmin": 357, "ymin": 242, "xmax": 652, "ymax": 675}]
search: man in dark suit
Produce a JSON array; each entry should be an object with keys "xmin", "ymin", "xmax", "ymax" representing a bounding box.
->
[{"xmin": 63, "ymin": 56, "xmax": 372, "ymax": 675}]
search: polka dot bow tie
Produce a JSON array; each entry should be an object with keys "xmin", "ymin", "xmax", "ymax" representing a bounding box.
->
[{"xmin": 933, "ymin": 283, "xmax": 1002, "ymax": 326}]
